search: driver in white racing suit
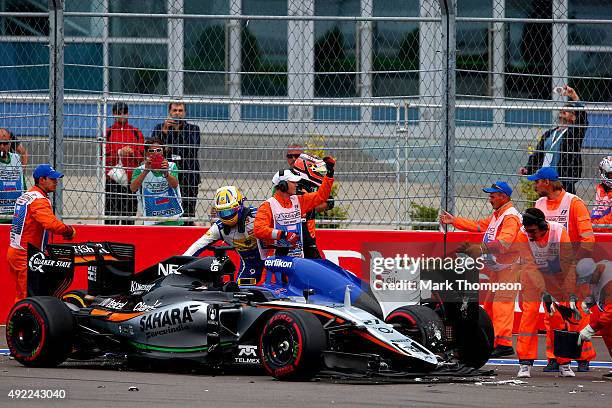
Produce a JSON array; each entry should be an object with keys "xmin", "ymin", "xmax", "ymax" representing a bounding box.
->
[{"xmin": 183, "ymin": 186, "xmax": 264, "ymax": 282}]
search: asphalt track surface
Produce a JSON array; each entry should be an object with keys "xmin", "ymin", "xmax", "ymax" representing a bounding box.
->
[{"xmin": 0, "ymin": 328, "xmax": 610, "ymax": 408}]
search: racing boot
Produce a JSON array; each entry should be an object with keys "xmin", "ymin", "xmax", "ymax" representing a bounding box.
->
[
  {"xmin": 559, "ymin": 364, "xmax": 576, "ymax": 377},
  {"xmin": 543, "ymin": 358, "xmax": 559, "ymax": 372}
]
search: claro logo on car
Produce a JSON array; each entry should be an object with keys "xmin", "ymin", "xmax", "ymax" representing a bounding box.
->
[{"xmin": 140, "ymin": 304, "xmax": 200, "ymax": 339}]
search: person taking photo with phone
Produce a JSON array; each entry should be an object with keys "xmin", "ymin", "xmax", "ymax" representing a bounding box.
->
[{"xmin": 130, "ymin": 137, "xmax": 183, "ymax": 225}]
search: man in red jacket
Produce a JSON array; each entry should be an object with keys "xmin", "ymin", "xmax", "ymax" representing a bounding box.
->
[{"xmin": 104, "ymin": 102, "xmax": 144, "ymax": 225}]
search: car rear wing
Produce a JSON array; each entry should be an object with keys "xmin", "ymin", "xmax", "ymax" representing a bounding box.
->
[{"xmin": 27, "ymin": 242, "xmax": 135, "ymax": 298}]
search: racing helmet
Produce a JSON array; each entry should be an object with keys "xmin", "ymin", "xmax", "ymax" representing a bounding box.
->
[
  {"xmin": 214, "ymin": 186, "xmax": 244, "ymax": 226},
  {"xmin": 599, "ymin": 156, "xmax": 612, "ymax": 188},
  {"xmin": 292, "ymin": 153, "xmax": 326, "ymax": 188}
]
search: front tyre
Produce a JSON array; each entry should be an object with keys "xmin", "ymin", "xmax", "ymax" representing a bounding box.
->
[
  {"xmin": 6, "ymin": 297, "xmax": 75, "ymax": 367},
  {"xmin": 259, "ymin": 310, "xmax": 326, "ymax": 381}
]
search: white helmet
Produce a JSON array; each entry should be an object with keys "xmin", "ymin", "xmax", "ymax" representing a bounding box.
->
[
  {"xmin": 576, "ymin": 258, "xmax": 597, "ymax": 279},
  {"xmin": 599, "ymin": 156, "xmax": 612, "ymax": 188}
]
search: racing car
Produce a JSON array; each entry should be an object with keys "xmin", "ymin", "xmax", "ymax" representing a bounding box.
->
[{"xmin": 6, "ymin": 242, "xmax": 439, "ymax": 381}]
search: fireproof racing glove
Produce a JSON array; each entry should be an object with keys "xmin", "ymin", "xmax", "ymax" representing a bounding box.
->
[{"xmin": 323, "ymin": 156, "xmax": 335, "ymax": 177}]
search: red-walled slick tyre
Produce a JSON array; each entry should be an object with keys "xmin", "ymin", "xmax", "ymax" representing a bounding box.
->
[
  {"xmin": 259, "ymin": 310, "xmax": 326, "ymax": 381},
  {"xmin": 6, "ymin": 296, "xmax": 75, "ymax": 367}
]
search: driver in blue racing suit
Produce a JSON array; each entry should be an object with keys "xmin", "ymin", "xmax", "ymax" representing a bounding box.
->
[{"xmin": 183, "ymin": 186, "xmax": 264, "ymax": 282}]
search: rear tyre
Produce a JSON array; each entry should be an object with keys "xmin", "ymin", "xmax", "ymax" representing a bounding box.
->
[
  {"xmin": 259, "ymin": 310, "xmax": 326, "ymax": 381},
  {"xmin": 454, "ymin": 306, "xmax": 494, "ymax": 368},
  {"xmin": 6, "ymin": 297, "xmax": 75, "ymax": 367},
  {"xmin": 386, "ymin": 305, "xmax": 446, "ymax": 353}
]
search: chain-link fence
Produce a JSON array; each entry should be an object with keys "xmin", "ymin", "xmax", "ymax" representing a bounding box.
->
[{"xmin": 1, "ymin": 0, "xmax": 611, "ymax": 228}]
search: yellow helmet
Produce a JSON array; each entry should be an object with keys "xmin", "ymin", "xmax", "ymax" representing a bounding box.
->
[{"xmin": 214, "ymin": 186, "xmax": 244, "ymax": 226}]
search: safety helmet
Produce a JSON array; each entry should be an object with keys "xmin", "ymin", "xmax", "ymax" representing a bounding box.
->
[
  {"xmin": 292, "ymin": 153, "xmax": 326, "ymax": 188},
  {"xmin": 213, "ymin": 186, "xmax": 244, "ymax": 226},
  {"xmin": 576, "ymin": 258, "xmax": 597, "ymax": 279},
  {"xmin": 599, "ymin": 156, "xmax": 612, "ymax": 188}
]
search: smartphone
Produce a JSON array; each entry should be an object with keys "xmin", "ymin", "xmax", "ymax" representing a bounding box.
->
[{"xmin": 150, "ymin": 153, "xmax": 164, "ymax": 169}]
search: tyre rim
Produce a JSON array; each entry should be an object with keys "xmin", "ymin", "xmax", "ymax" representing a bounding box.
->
[
  {"xmin": 11, "ymin": 310, "xmax": 42, "ymax": 355},
  {"xmin": 265, "ymin": 324, "xmax": 296, "ymax": 366}
]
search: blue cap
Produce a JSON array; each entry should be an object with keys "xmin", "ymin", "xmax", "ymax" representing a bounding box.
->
[
  {"xmin": 527, "ymin": 167, "xmax": 559, "ymax": 181},
  {"xmin": 482, "ymin": 181, "xmax": 512, "ymax": 197},
  {"xmin": 33, "ymin": 164, "xmax": 64, "ymax": 179}
]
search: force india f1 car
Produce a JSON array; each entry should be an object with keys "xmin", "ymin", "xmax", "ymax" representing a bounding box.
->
[{"xmin": 6, "ymin": 242, "xmax": 492, "ymax": 380}]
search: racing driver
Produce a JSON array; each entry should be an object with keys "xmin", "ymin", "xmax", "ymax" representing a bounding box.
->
[{"xmin": 183, "ymin": 186, "xmax": 264, "ymax": 282}]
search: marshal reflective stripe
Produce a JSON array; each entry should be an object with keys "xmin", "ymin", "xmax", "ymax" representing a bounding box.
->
[
  {"xmin": 525, "ymin": 222, "xmax": 564, "ymax": 275},
  {"xmin": 517, "ymin": 332, "xmax": 539, "ymax": 337},
  {"xmin": 9, "ymin": 190, "xmax": 47, "ymax": 250},
  {"xmin": 482, "ymin": 206, "xmax": 521, "ymax": 271},
  {"xmin": 536, "ymin": 192, "xmax": 574, "ymax": 232},
  {"xmin": 265, "ymin": 195, "xmax": 304, "ymax": 258}
]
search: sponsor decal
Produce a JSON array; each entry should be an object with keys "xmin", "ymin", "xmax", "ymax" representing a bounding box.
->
[
  {"xmin": 133, "ymin": 299, "xmax": 161, "ymax": 312},
  {"xmin": 210, "ymin": 259, "xmax": 220, "ymax": 272},
  {"xmin": 234, "ymin": 345, "xmax": 260, "ymax": 364},
  {"xmin": 139, "ymin": 304, "xmax": 199, "ymax": 339},
  {"xmin": 276, "ymin": 210, "xmax": 300, "ymax": 222},
  {"xmin": 264, "ymin": 259, "xmax": 293, "ymax": 268},
  {"xmin": 73, "ymin": 243, "xmax": 109, "ymax": 256},
  {"xmin": 158, "ymin": 263, "xmax": 181, "ymax": 276},
  {"xmin": 99, "ymin": 298, "xmax": 128, "ymax": 310},
  {"xmin": 28, "ymin": 252, "xmax": 72, "ymax": 273},
  {"xmin": 140, "ymin": 305, "xmax": 198, "ymax": 331},
  {"xmin": 87, "ymin": 266, "xmax": 97, "ymax": 281},
  {"xmin": 130, "ymin": 281, "xmax": 154, "ymax": 292}
]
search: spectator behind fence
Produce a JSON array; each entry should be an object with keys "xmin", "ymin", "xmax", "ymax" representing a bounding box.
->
[
  {"xmin": 130, "ymin": 137, "xmax": 183, "ymax": 226},
  {"xmin": 520, "ymin": 85, "xmax": 588, "ymax": 194},
  {"xmin": 285, "ymin": 144, "xmax": 303, "ymax": 167},
  {"xmin": 151, "ymin": 102, "xmax": 200, "ymax": 226},
  {"xmin": 591, "ymin": 156, "xmax": 612, "ymax": 232},
  {"xmin": 104, "ymin": 102, "xmax": 144, "ymax": 225},
  {"xmin": 0, "ymin": 129, "xmax": 26, "ymax": 224},
  {"xmin": 0, "ymin": 128, "xmax": 28, "ymax": 168}
]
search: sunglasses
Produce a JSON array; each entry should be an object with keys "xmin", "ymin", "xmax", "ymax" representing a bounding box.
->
[
  {"xmin": 286, "ymin": 154, "xmax": 301, "ymax": 159},
  {"xmin": 147, "ymin": 148, "xmax": 163, "ymax": 153}
]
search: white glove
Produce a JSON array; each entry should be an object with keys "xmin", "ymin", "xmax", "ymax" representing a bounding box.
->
[{"xmin": 578, "ymin": 325, "xmax": 596, "ymax": 345}]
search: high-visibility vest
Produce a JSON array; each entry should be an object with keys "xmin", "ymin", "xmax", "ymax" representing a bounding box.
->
[
  {"xmin": 481, "ymin": 206, "xmax": 521, "ymax": 271},
  {"xmin": 535, "ymin": 192, "xmax": 574, "ymax": 232}
]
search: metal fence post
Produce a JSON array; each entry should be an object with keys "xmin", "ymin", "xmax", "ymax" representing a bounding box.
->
[
  {"xmin": 48, "ymin": 0, "xmax": 64, "ymax": 217},
  {"xmin": 439, "ymin": 0, "xmax": 456, "ymax": 216}
]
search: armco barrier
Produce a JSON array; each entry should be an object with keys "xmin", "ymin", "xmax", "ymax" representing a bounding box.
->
[{"xmin": 2, "ymin": 225, "xmax": 611, "ymax": 327}]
